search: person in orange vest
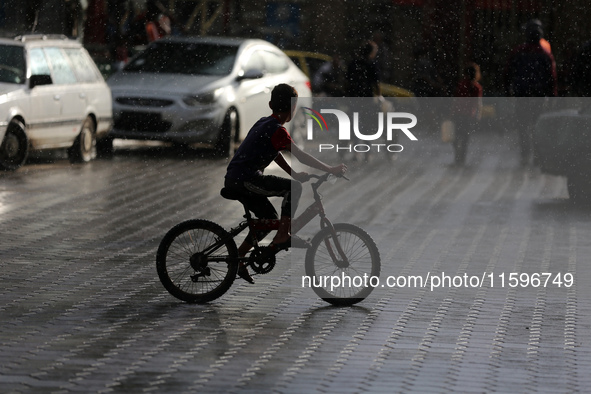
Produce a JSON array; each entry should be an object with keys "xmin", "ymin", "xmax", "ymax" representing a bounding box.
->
[
  {"xmin": 145, "ymin": 0, "xmax": 171, "ymax": 42},
  {"xmin": 540, "ymin": 38, "xmax": 551, "ymax": 54},
  {"xmin": 504, "ymin": 19, "xmax": 557, "ymax": 165}
]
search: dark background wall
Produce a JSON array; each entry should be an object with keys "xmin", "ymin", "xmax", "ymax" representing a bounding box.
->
[{"xmin": 0, "ymin": 0, "xmax": 589, "ymax": 95}]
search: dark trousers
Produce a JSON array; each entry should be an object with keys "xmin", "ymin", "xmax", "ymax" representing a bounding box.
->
[
  {"xmin": 225, "ymin": 175, "xmax": 302, "ymax": 243},
  {"xmin": 515, "ymin": 99, "xmax": 544, "ymax": 163},
  {"xmin": 453, "ymin": 117, "xmax": 476, "ymax": 165}
]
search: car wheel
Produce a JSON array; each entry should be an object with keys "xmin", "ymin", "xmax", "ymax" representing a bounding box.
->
[
  {"xmin": 215, "ymin": 109, "xmax": 238, "ymax": 158},
  {"xmin": 0, "ymin": 119, "xmax": 28, "ymax": 171},
  {"xmin": 69, "ymin": 116, "xmax": 96, "ymax": 163},
  {"xmin": 96, "ymin": 136, "xmax": 114, "ymax": 157}
]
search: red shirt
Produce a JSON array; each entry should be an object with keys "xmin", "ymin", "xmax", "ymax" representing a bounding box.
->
[
  {"xmin": 225, "ymin": 115, "xmax": 293, "ymax": 181},
  {"xmin": 456, "ymin": 78, "xmax": 483, "ymax": 98}
]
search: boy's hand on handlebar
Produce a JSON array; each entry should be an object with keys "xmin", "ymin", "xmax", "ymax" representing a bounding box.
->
[
  {"xmin": 293, "ymin": 171, "xmax": 311, "ymax": 182},
  {"xmin": 329, "ymin": 164, "xmax": 348, "ymax": 177}
]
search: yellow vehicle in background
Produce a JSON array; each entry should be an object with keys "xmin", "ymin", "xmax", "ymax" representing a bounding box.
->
[{"xmin": 283, "ymin": 50, "xmax": 415, "ymax": 98}]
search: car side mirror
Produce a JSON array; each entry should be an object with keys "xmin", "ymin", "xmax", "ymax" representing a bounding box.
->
[
  {"xmin": 236, "ymin": 69, "xmax": 264, "ymax": 81},
  {"xmin": 29, "ymin": 74, "xmax": 53, "ymax": 88}
]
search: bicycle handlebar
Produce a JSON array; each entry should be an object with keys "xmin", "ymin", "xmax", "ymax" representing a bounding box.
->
[{"xmin": 307, "ymin": 172, "xmax": 349, "ymax": 184}]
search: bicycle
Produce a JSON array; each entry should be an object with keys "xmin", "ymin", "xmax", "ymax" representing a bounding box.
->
[{"xmin": 156, "ymin": 173, "xmax": 381, "ymax": 306}]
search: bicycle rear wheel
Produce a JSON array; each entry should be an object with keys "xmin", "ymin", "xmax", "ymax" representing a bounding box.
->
[
  {"xmin": 156, "ymin": 219, "xmax": 238, "ymax": 303},
  {"xmin": 305, "ymin": 223, "xmax": 380, "ymax": 306}
]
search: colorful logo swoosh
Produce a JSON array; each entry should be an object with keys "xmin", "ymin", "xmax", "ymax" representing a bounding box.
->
[{"xmin": 303, "ymin": 107, "xmax": 328, "ymax": 132}]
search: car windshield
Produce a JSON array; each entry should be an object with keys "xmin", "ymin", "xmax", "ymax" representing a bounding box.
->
[
  {"xmin": 0, "ymin": 44, "xmax": 26, "ymax": 84},
  {"xmin": 124, "ymin": 42, "xmax": 237, "ymax": 76}
]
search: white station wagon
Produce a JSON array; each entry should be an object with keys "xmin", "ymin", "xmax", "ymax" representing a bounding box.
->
[{"xmin": 0, "ymin": 35, "xmax": 112, "ymax": 171}]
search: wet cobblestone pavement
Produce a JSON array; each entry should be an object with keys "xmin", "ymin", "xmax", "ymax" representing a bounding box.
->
[{"xmin": 1, "ymin": 131, "xmax": 591, "ymax": 393}]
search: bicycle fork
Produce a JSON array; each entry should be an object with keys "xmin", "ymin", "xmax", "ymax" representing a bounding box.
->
[
  {"xmin": 320, "ymin": 218, "xmax": 350, "ymax": 268},
  {"xmin": 292, "ymin": 198, "xmax": 349, "ymax": 268}
]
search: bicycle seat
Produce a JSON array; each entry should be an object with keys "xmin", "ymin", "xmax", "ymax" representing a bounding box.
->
[{"xmin": 220, "ymin": 187, "xmax": 247, "ymax": 201}]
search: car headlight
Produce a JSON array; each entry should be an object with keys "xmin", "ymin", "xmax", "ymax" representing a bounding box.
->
[{"xmin": 183, "ymin": 87, "xmax": 224, "ymax": 106}]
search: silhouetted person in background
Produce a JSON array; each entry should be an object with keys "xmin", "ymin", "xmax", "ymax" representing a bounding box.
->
[
  {"xmin": 451, "ymin": 63, "xmax": 483, "ymax": 166},
  {"xmin": 505, "ymin": 19, "xmax": 557, "ymax": 165},
  {"xmin": 372, "ymin": 31, "xmax": 393, "ymax": 84},
  {"xmin": 84, "ymin": 0, "xmax": 108, "ymax": 45},
  {"xmin": 107, "ymin": 0, "xmax": 133, "ymax": 71},
  {"xmin": 346, "ymin": 40, "xmax": 381, "ymax": 97},
  {"xmin": 312, "ymin": 54, "xmax": 346, "ymax": 97},
  {"xmin": 64, "ymin": 0, "xmax": 82, "ymax": 37}
]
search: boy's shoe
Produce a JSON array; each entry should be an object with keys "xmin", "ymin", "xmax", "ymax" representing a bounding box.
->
[
  {"xmin": 237, "ymin": 263, "xmax": 254, "ymax": 284},
  {"xmin": 290, "ymin": 235, "xmax": 312, "ymax": 249}
]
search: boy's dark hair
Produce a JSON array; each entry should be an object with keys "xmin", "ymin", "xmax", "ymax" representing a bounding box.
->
[{"xmin": 270, "ymin": 84, "xmax": 298, "ymax": 113}]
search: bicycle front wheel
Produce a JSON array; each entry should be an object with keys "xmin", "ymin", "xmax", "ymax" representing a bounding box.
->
[
  {"xmin": 156, "ymin": 219, "xmax": 238, "ymax": 303},
  {"xmin": 305, "ymin": 223, "xmax": 381, "ymax": 306}
]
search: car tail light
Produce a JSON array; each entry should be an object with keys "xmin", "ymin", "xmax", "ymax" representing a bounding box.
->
[{"xmin": 305, "ymin": 81, "xmax": 312, "ymax": 91}]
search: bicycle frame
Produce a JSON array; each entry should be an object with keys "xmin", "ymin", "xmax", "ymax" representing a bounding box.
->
[
  {"xmin": 224, "ymin": 174, "xmax": 348, "ymax": 263},
  {"xmin": 157, "ymin": 172, "xmax": 378, "ymax": 305}
]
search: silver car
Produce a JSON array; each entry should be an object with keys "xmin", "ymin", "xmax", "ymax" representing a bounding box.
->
[
  {"xmin": 0, "ymin": 35, "xmax": 112, "ymax": 171},
  {"xmin": 107, "ymin": 36, "xmax": 312, "ymax": 156}
]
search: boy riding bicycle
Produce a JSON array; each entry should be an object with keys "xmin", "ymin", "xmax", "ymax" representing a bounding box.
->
[{"xmin": 224, "ymin": 83, "xmax": 347, "ymax": 283}]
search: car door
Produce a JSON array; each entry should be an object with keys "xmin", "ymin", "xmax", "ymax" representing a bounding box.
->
[
  {"xmin": 26, "ymin": 47, "xmax": 63, "ymax": 149},
  {"xmin": 43, "ymin": 47, "xmax": 86, "ymax": 146},
  {"xmin": 64, "ymin": 47, "xmax": 111, "ymax": 136}
]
